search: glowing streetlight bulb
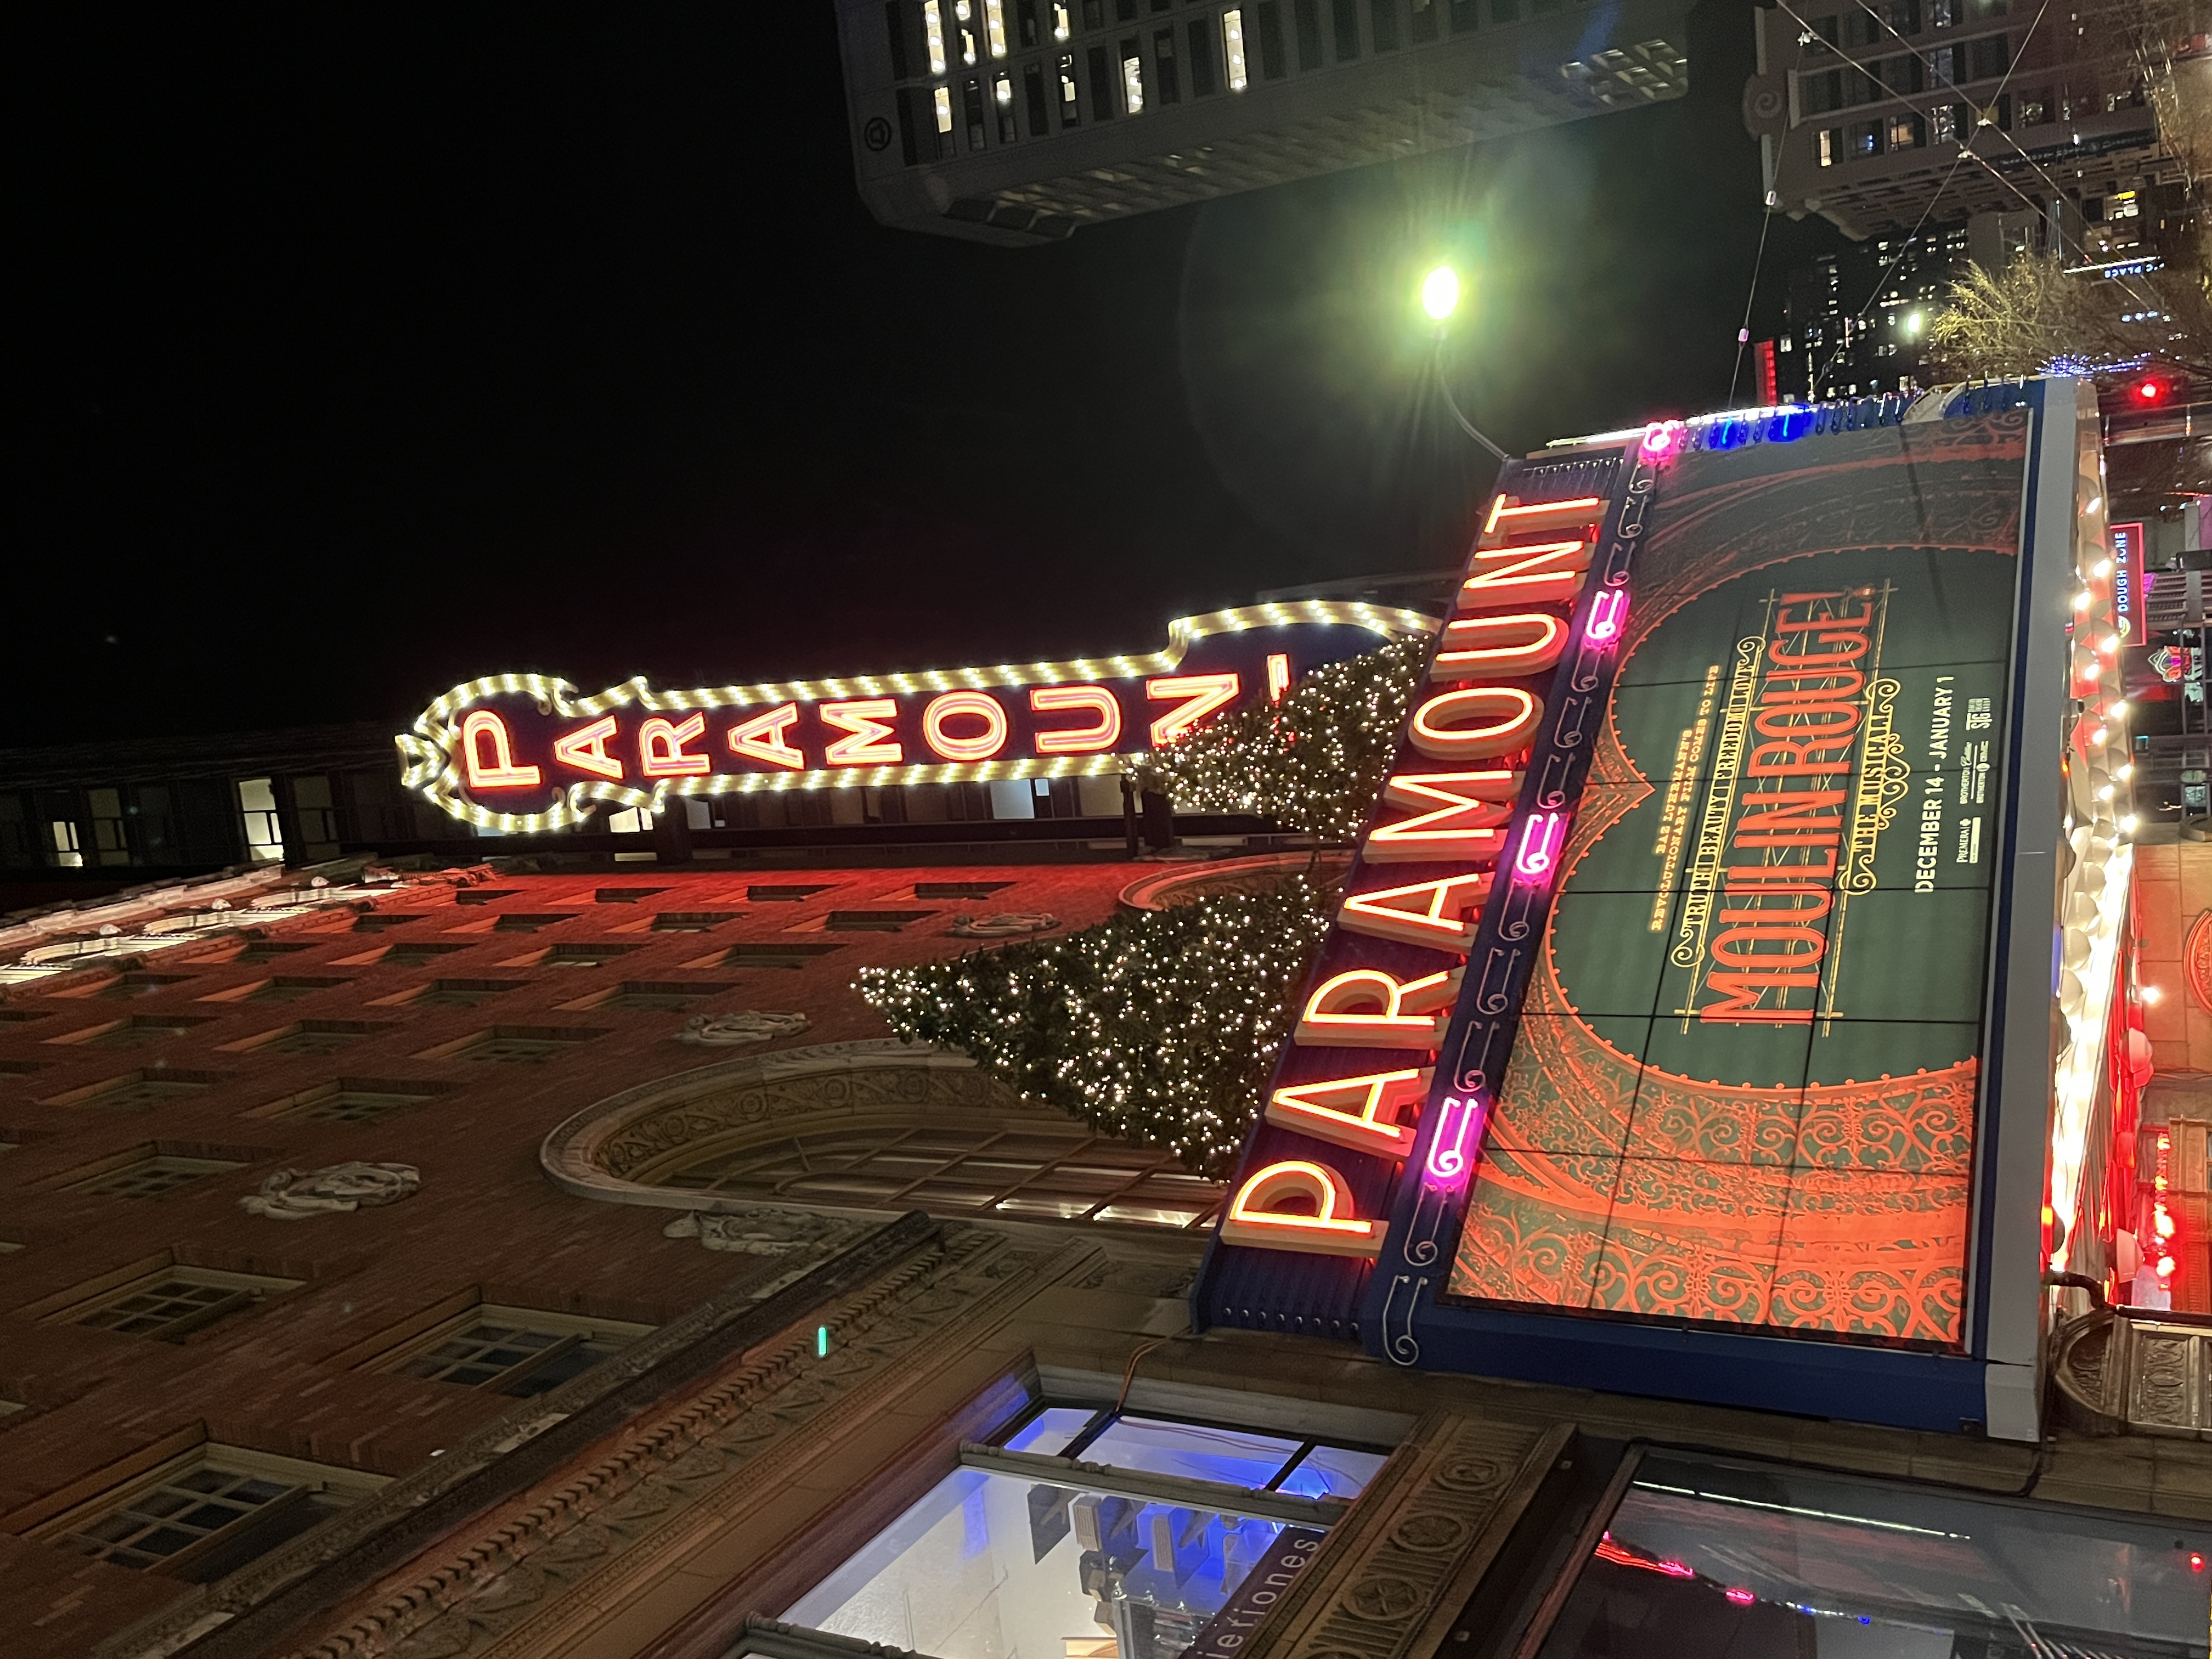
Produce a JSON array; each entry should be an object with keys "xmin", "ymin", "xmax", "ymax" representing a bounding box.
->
[{"xmin": 1421, "ymin": 264, "xmax": 1462, "ymax": 321}]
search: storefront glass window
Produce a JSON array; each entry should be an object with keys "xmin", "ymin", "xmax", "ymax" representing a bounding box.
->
[
  {"xmin": 784, "ymin": 1408, "xmax": 1388, "ymax": 1659},
  {"xmin": 1537, "ymin": 1450, "xmax": 2212, "ymax": 1657}
]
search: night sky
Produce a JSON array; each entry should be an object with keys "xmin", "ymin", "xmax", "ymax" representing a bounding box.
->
[{"xmin": 15, "ymin": 5, "xmax": 1847, "ymax": 748}]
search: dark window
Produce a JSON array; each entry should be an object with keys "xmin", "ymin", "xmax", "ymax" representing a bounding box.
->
[
  {"xmin": 1968, "ymin": 0, "xmax": 2006, "ymax": 15},
  {"xmin": 1294, "ymin": 0, "xmax": 1322, "ymax": 66},
  {"xmin": 1083, "ymin": 0, "xmax": 1104, "ymax": 22},
  {"xmin": 1491, "ymin": 0, "xmax": 1518, "ymax": 24},
  {"xmin": 1412, "ymin": 0, "xmax": 1438, "ymax": 40},
  {"xmin": 1154, "ymin": 25, "xmax": 1179, "ymax": 99},
  {"xmin": 1371, "ymin": 0, "xmax": 1397, "ymax": 48},
  {"xmin": 1024, "ymin": 59, "xmax": 1052, "ymax": 127},
  {"xmin": 1088, "ymin": 43, "xmax": 1115, "ymax": 114},
  {"xmin": 1802, "ymin": 68, "xmax": 1843, "ymax": 112},
  {"xmin": 1887, "ymin": 52, "xmax": 1923, "ymax": 92},
  {"xmin": 1257, "ymin": 0, "xmax": 1288, "ymax": 72},
  {"xmin": 1333, "ymin": 0, "xmax": 1359, "ymax": 56},
  {"xmin": 1018, "ymin": 0, "xmax": 1040, "ymax": 44},
  {"xmin": 885, "ymin": 1, "xmax": 912, "ymax": 77},
  {"xmin": 1848, "ymin": 116, "xmax": 1883, "ymax": 155},
  {"xmin": 1967, "ymin": 32, "xmax": 2008, "ymax": 78},
  {"xmin": 1189, "ymin": 17, "xmax": 1217, "ymax": 91},
  {"xmin": 1059, "ymin": 50, "xmax": 1082, "ymax": 120},
  {"xmin": 1118, "ymin": 0, "xmax": 1137, "ymax": 17},
  {"xmin": 1995, "ymin": 88, "xmax": 2012, "ymax": 125},
  {"xmin": 1926, "ymin": 43, "xmax": 1957, "ymax": 82},
  {"xmin": 1887, "ymin": 0, "xmax": 1920, "ymax": 31},
  {"xmin": 962, "ymin": 74, "xmax": 988, "ymax": 145},
  {"xmin": 1841, "ymin": 9, "xmax": 1880, "ymax": 44},
  {"xmin": 1448, "ymin": 0, "xmax": 1476, "ymax": 26},
  {"xmin": 896, "ymin": 85, "xmax": 922, "ymax": 161}
]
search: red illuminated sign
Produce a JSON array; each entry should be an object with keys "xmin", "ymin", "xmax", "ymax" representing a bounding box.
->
[{"xmin": 396, "ymin": 603, "xmax": 1429, "ymax": 832}]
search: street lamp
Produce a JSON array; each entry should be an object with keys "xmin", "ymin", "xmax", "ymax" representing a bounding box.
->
[{"xmin": 1423, "ymin": 262, "xmax": 1508, "ymax": 462}]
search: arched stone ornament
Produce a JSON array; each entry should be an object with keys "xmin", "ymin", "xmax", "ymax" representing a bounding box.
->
[
  {"xmin": 677, "ymin": 1011, "xmax": 811, "ymax": 1046},
  {"xmin": 2187, "ymin": 911, "xmax": 2212, "ymax": 1013},
  {"xmin": 240, "ymin": 1161, "xmax": 420, "ymax": 1219}
]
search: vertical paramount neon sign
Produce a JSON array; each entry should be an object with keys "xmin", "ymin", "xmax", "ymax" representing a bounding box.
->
[{"xmin": 1216, "ymin": 433, "xmax": 1661, "ymax": 1265}]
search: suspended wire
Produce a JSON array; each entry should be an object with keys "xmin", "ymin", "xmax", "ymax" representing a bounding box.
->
[{"xmin": 1728, "ymin": 194, "xmax": 1780, "ymax": 407}]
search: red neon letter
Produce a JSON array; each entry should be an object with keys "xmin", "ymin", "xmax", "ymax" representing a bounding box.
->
[
  {"xmin": 1294, "ymin": 966, "xmax": 1459, "ymax": 1051},
  {"xmin": 1408, "ymin": 689, "xmax": 1542, "ymax": 761},
  {"xmin": 1338, "ymin": 873, "xmax": 1493, "ymax": 952},
  {"xmin": 1266, "ymin": 1068, "xmax": 1430, "ymax": 1159},
  {"xmin": 821, "ymin": 699, "xmax": 904, "ymax": 766},
  {"xmin": 729, "ymin": 703, "xmax": 805, "ymax": 771},
  {"xmin": 551, "ymin": 715, "xmax": 623, "ymax": 781},
  {"xmin": 1218, "ymin": 1160, "xmax": 1387, "ymax": 1259},
  {"xmin": 1365, "ymin": 770, "xmax": 1519, "ymax": 864},
  {"xmin": 1030, "ymin": 685, "xmax": 1122, "ymax": 754},
  {"xmin": 1267, "ymin": 653, "xmax": 1292, "ymax": 702},
  {"xmin": 922, "ymin": 691, "xmax": 1009, "ymax": 763},
  {"xmin": 1146, "ymin": 673, "xmax": 1242, "ymax": 747},
  {"xmin": 1432, "ymin": 612, "xmax": 1570, "ymax": 680},
  {"xmin": 1457, "ymin": 538, "xmax": 1595, "ymax": 613},
  {"xmin": 639, "ymin": 713, "xmax": 712, "ymax": 778},
  {"xmin": 460, "ymin": 710, "xmax": 541, "ymax": 791}
]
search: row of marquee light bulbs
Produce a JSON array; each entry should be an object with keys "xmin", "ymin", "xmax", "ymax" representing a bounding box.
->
[{"xmin": 2050, "ymin": 447, "xmax": 2147, "ymax": 1284}]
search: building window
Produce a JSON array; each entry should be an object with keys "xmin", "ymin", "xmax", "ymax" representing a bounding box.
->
[
  {"xmin": 57, "ymin": 1266, "xmax": 302, "ymax": 1341},
  {"xmin": 1023, "ymin": 58, "xmax": 1051, "ymax": 127},
  {"xmin": 1189, "ymin": 15, "xmax": 1218, "ymax": 92},
  {"xmin": 1518, "ymin": 1449, "xmax": 2212, "ymax": 1658},
  {"xmin": 642, "ymin": 1121, "xmax": 1224, "ymax": 1229},
  {"xmin": 1294, "ymin": 0, "xmax": 1322, "ymax": 67},
  {"xmin": 2018, "ymin": 83, "xmax": 2050, "ymax": 121},
  {"xmin": 50, "ymin": 817, "xmax": 84, "ymax": 868},
  {"xmin": 1153, "ymin": 25, "xmax": 1180, "ymax": 99},
  {"xmin": 1371, "ymin": 0, "xmax": 1398, "ymax": 49},
  {"xmin": 924, "ymin": 0, "xmax": 949, "ymax": 71},
  {"xmin": 1412, "ymin": 0, "xmax": 1438, "ymax": 40},
  {"xmin": 994, "ymin": 69, "xmax": 1018, "ymax": 137},
  {"xmin": 1932, "ymin": 100, "xmax": 1960, "ymax": 139},
  {"xmin": 236, "ymin": 777, "xmax": 284, "ymax": 863},
  {"xmin": 387, "ymin": 1306, "xmax": 652, "ymax": 1397},
  {"xmin": 1848, "ymin": 116, "xmax": 1883, "ymax": 156},
  {"xmin": 1120, "ymin": 37, "xmax": 1144, "ymax": 109},
  {"xmin": 962, "ymin": 75, "xmax": 988, "ymax": 143},
  {"xmin": 985, "ymin": 0, "xmax": 1009, "ymax": 54},
  {"xmin": 1058, "ymin": 50, "xmax": 1082, "ymax": 119},
  {"xmin": 1817, "ymin": 126, "xmax": 1840, "ymax": 166},
  {"xmin": 783, "ymin": 1404, "xmax": 1390, "ymax": 1659},
  {"xmin": 1887, "ymin": 111, "xmax": 1922, "ymax": 148},
  {"xmin": 66, "ymin": 1153, "xmax": 246, "ymax": 1198},
  {"xmin": 42, "ymin": 1447, "xmax": 382, "ymax": 1581},
  {"xmin": 87, "ymin": 787, "xmax": 131, "ymax": 867},
  {"xmin": 1332, "ymin": 0, "xmax": 1359, "ymax": 57},
  {"xmin": 1928, "ymin": 0, "xmax": 1952, "ymax": 21},
  {"xmin": 1222, "ymin": 8, "xmax": 1249, "ymax": 85},
  {"xmin": 1966, "ymin": 31, "xmax": 2007, "ymax": 78},
  {"xmin": 1256, "ymin": 0, "xmax": 1286, "ymax": 74},
  {"xmin": 1053, "ymin": 2, "xmax": 1071, "ymax": 39},
  {"xmin": 1088, "ymin": 44, "xmax": 1115, "ymax": 115}
]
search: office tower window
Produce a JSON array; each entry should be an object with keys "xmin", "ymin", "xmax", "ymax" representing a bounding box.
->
[
  {"xmin": 1372, "ymin": 0, "xmax": 1398, "ymax": 49},
  {"xmin": 237, "ymin": 777, "xmax": 284, "ymax": 862},
  {"xmin": 1059, "ymin": 52, "xmax": 1082, "ymax": 120},
  {"xmin": 1928, "ymin": 0, "xmax": 1953, "ymax": 21},
  {"xmin": 1222, "ymin": 8, "xmax": 1249, "ymax": 86},
  {"xmin": 1189, "ymin": 15, "xmax": 1218, "ymax": 91},
  {"xmin": 1887, "ymin": 111, "xmax": 1922, "ymax": 148},
  {"xmin": 1119, "ymin": 0, "xmax": 1138, "ymax": 16},
  {"xmin": 1294, "ymin": 0, "xmax": 1323, "ymax": 66},
  {"xmin": 933, "ymin": 84, "xmax": 957, "ymax": 153},
  {"xmin": 963, "ymin": 75, "xmax": 989, "ymax": 144},
  {"xmin": 1848, "ymin": 116, "xmax": 1883, "ymax": 155},
  {"xmin": 1154, "ymin": 26, "xmax": 1180, "ymax": 100},
  {"xmin": 925, "ymin": 0, "xmax": 949, "ymax": 71},
  {"xmin": 87, "ymin": 787, "xmax": 129, "ymax": 866},
  {"xmin": 1887, "ymin": 0, "xmax": 1920, "ymax": 30},
  {"xmin": 1967, "ymin": 33, "xmax": 2008, "ymax": 78},
  {"xmin": 995, "ymin": 70, "xmax": 1018, "ymax": 138},
  {"xmin": 986, "ymin": 0, "xmax": 1008, "ymax": 54},
  {"xmin": 1801, "ymin": 68, "xmax": 1841, "ymax": 112},
  {"xmin": 1333, "ymin": 0, "xmax": 1359, "ymax": 57},
  {"xmin": 1256, "ymin": 1, "xmax": 1286, "ymax": 74},
  {"xmin": 1053, "ymin": 2, "xmax": 1072, "ymax": 39},
  {"xmin": 1818, "ymin": 127, "xmax": 1840, "ymax": 166},
  {"xmin": 1449, "ymin": 0, "xmax": 1478, "ymax": 27},
  {"xmin": 1024, "ymin": 59, "xmax": 1052, "ymax": 127},
  {"xmin": 1088, "ymin": 44, "xmax": 1115, "ymax": 114},
  {"xmin": 1121, "ymin": 38, "xmax": 1145, "ymax": 109},
  {"xmin": 1926, "ymin": 43, "xmax": 1957, "ymax": 84},
  {"xmin": 1412, "ymin": 0, "xmax": 1438, "ymax": 40},
  {"xmin": 961, "ymin": 23, "xmax": 979, "ymax": 62},
  {"xmin": 886, "ymin": 2, "xmax": 912, "ymax": 77},
  {"xmin": 1017, "ymin": 0, "xmax": 1039, "ymax": 45},
  {"xmin": 1492, "ymin": 0, "xmax": 1519, "ymax": 24},
  {"xmin": 2017, "ymin": 85, "xmax": 2050, "ymax": 121}
]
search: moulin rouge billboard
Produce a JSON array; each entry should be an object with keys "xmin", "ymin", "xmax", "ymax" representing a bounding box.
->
[
  {"xmin": 393, "ymin": 602, "xmax": 1431, "ymax": 833},
  {"xmin": 1197, "ymin": 406, "xmax": 2034, "ymax": 1367}
]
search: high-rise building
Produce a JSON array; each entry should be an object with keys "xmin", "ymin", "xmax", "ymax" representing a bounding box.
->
[
  {"xmin": 832, "ymin": 0, "xmax": 1693, "ymax": 244},
  {"xmin": 1770, "ymin": 220, "xmax": 1968, "ymax": 400},
  {"xmin": 1740, "ymin": 0, "xmax": 2178, "ymax": 245}
]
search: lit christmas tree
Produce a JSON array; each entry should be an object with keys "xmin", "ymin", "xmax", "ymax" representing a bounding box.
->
[{"xmin": 857, "ymin": 639, "xmax": 1425, "ymax": 1169}]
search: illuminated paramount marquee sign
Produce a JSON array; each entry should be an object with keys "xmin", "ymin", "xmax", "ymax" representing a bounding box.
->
[
  {"xmin": 1198, "ymin": 388, "xmax": 2073, "ymax": 1435},
  {"xmin": 394, "ymin": 602, "xmax": 1431, "ymax": 832}
]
